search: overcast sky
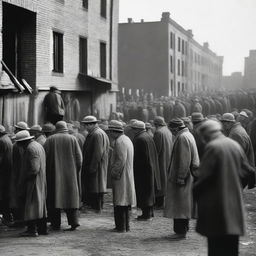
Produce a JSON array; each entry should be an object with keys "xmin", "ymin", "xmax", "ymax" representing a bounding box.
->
[{"xmin": 119, "ymin": 0, "xmax": 256, "ymax": 76}]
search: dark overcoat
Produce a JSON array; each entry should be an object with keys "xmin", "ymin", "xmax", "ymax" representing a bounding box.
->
[
  {"xmin": 173, "ymin": 102, "xmax": 186, "ymax": 118},
  {"xmin": 23, "ymin": 141, "xmax": 47, "ymax": 221},
  {"xmin": 44, "ymin": 132, "xmax": 82, "ymax": 209},
  {"xmin": 153, "ymin": 126, "xmax": 173, "ymax": 197},
  {"xmin": 81, "ymin": 127, "xmax": 109, "ymax": 201},
  {"xmin": 194, "ymin": 136, "xmax": 255, "ymax": 236},
  {"xmin": 133, "ymin": 131, "xmax": 161, "ymax": 208}
]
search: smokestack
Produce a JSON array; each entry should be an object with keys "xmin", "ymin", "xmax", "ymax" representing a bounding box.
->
[
  {"xmin": 141, "ymin": 19, "xmax": 144, "ymax": 23},
  {"xmin": 187, "ymin": 29, "xmax": 193, "ymax": 38},
  {"xmin": 204, "ymin": 42, "xmax": 209, "ymax": 49},
  {"xmin": 128, "ymin": 18, "xmax": 133, "ymax": 23},
  {"xmin": 161, "ymin": 12, "xmax": 170, "ymax": 22}
]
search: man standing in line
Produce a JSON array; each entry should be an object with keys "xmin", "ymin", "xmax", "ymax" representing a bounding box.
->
[
  {"xmin": 15, "ymin": 130, "xmax": 47, "ymax": 237},
  {"xmin": 164, "ymin": 118, "xmax": 199, "ymax": 240},
  {"xmin": 44, "ymin": 121, "xmax": 82, "ymax": 231},
  {"xmin": 153, "ymin": 116, "xmax": 173, "ymax": 208},
  {"xmin": 132, "ymin": 120, "xmax": 161, "ymax": 220},
  {"xmin": 194, "ymin": 120, "xmax": 255, "ymax": 256},
  {"xmin": 108, "ymin": 120, "xmax": 136, "ymax": 232},
  {"xmin": 81, "ymin": 116, "xmax": 110, "ymax": 212}
]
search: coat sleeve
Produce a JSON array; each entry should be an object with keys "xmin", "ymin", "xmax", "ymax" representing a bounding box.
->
[
  {"xmin": 110, "ymin": 140, "xmax": 126, "ymax": 180},
  {"xmin": 89, "ymin": 133, "xmax": 104, "ymax": 173},
  {"xmin": 74, "ymin": 139, "xmax": 83, "ymax": 171},
  {"xmin": 26, "ymin": 147, "xmax": 41, "ymax": 179},
  {"xmin": 153, "ymin": 131, "xmax": 163, "ymax": 156}
]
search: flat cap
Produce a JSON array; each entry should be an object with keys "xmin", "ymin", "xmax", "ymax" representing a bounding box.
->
[
  {"xmin": 154, "ymin": 116, "xmax": 166, "ymax": 126},
  {"xmin": 81, "ymin": 115, "xmax": 99, "ymax": 124},
  {"xmin": 221, "ymin": 113, "xmax": 235, "ymax": 122},
  {"xmin": 191, "ymin": 112, "xmax": 204, "ymax": 123},
  {"xmin": 108, "ymin": 120, "xmax": 124, "ymax": 132},
  {"xmin": 131, "ymin": 120, "xmax": 146, "ymax": 130},
  {"xmin": 168, "ymin": 118, "xmax": 185, "ymax": 128}
]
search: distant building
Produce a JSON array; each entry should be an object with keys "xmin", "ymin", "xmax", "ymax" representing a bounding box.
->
[
  {"xmin": 222, "ymin": 72, "xmax": 243, "ymax": 90},
  {"xmin": 244, "ymin": 50, "xmax": 256, "ymax": 88},
  {"xmin": 118, "ymin": 12, "xmax": 223, "ymax": 98},
  {"xmin": 0, "ymin": 0, "xmax": 119, "ymax": 128}
]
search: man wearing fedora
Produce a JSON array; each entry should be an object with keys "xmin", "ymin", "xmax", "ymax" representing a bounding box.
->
[
  {"xmin": 15, "ymin": 130, "xmax": 47, "ymax": 237},
  {"xmin": 81, "ymin": 116, "xmax": 110, "ymax": 212},
  {"xmin": 164, "ymin": 118, "xmax": 199, "ymax": 240},
  {"xmin": 0, "ymin": 125, "xmax": 13, "ymax": 225},
  {"xmin": 132, "ymin": 120, "xmax": 161, "ymax": 220},
  {"xmin": 108, "ymin": 120, "xmax": 136, "ymax": 232},
  {"xmin": 44, "ymin": 121, "xmax": 82, "ymax": 231},
  {"xmin": 153, "ymin": 116, "xmax": 173, "ymax": 208}
]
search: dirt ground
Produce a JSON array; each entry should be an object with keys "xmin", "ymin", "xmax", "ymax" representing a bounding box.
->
[{"xmin": 0, "ymin": 188, "xmax": 256, "ymax": 256}]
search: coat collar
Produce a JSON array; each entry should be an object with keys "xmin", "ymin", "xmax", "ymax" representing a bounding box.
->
[{"xmin": 173, "ymin": 127, "xmax": 189, "ymax": 144}]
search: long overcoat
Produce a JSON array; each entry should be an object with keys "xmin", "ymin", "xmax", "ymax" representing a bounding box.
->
[
  {"xmin": 153, "ymin": 126, "xmax": 173, "ymax": 197},
  {"xmin": 173, "ymin": 102, "xmax": 186, "ymax": 118},
  {"xmin": 44, "ymin": 131, "xmax": 82, "ymax": 209},
  {"xmin": 164, "ymin": 128, "xmax": 199, "ymax": 219},
  {"xmin": 229, "ymin": 122, "xmax": 255, "ymax": 167},
  {"xmin": 23, "ymin": 141, "xmax": 47, "ymax": 221},
  {"xmin": 81, "ymin": 127, "xmax": 109, "ymax": 201},
  {"xmin": 194, "ymin": 136, "xmax": 255, "ymax": 236},
  {"xmin": 0, "ymin": 134, "xmax": 13, "ymax": 204},
  {"xmin": 133, "ymin": 130, "xmax": 161, "ymax": 208},
  {"xmin": 110, "ymin": 134, "xmax": 136, "ymax": 207}
]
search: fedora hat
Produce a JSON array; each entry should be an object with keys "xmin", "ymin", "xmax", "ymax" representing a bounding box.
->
[
  {"xmin": 15, "ymin": 130, "xmax": 34, "ymax": 142},
  {"xmin": 108, "ymin": 120, "xmax": 124, "ymax": 132},
  {"xmin": 15, "ymin": 121, "xmax": 29, "ymax": 130},
  {"xmin": 168, "ymin": 118, "xmax": 185, "ymax": 128},
  {"xmin": 131, "ymin": 120, "xmax": 146, "ymax": 130},
  {"xmin": 221, "ymin": 113, "xmax": 235, "ymax": 122},
  {"xmin": 42, "ymin": 123, "xmax": 55, "ymax": 133},
  {"xmin": 81, "ymin": 115, "xmax": 99, "ymax": 124},
  {"xmin": 30, "ymin": 125, "xmax": 42, "ymax": 132},
  {"xmin": 55, "ymin": 121, "xmax": 69, "ymax": 133},
  {"xmin": 191, "ymin": 112, "xmax": 204, "ymax": 123},
  {"xmin": 154, "ymin": 116, "xmax": 166, "ymax": 126}
]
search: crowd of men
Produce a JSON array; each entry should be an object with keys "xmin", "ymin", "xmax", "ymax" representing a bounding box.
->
[{"xmin": 0, "ymin": 89, "xmax": 256, "ymax": 256}]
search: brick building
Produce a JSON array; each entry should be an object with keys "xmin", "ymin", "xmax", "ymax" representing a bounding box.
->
[
  {"xmin": 0, "ymin": 0, "xmax": 119, "ymax": 129},
  {"xmin": 118, "ymin": 12, "xmax": 223, "ymax": 97}
]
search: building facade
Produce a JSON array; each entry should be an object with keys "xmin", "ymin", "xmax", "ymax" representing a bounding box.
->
[
  {"xmin": 222, "ymin": 72, "xmax": 243, "ymax": 90},
  {"xmin": 119, "ymin": 12, "xmax": 223, "ymax": 98},
  {"xmin": 244, "ymin": 50, "xmax": 256, "ymax": 89},
  {"xmin": 0, "ymin": 0, "xmax": 119, "ymax": 128}
]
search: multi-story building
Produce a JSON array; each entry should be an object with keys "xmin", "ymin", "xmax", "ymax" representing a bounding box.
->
[
  {"xmin": 119, "ymin": 12, "xmax": 223, "ymax": 98},
  {"xmin": 0, "ymin": 0, "xmax": 119, "ymax": 128},
  {"xmin": 244, "ymin": 50, "xmax": 256, "ymax": 89},
  {"xmin": 222, "ymin": 72, "xmax": 243, "ymax": 90}
]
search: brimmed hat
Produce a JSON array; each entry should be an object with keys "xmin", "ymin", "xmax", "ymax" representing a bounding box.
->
[
  {"xmin": 191, "ymin": 112, "xmax": 204, "ymax": 123},
  {"xmin": 30, "ymin": 125, "xmax": 42, "ymax": 132},
  {"xmin": 42, "ymin": 123, "xmax": 55, "ymax": 133},
  {"xmin": 81, "ymin": 115, "xmax": 99, "ymax": 124},
  {"xmin": 168, "ymin": 118, "xmax": 185, "ymax": 128},
  {"xmin": 154, "ymin": 116, "xmax": 166, "ymax": 126},
  {"xmin": 221, "ymin": 113, "xmax": 235, "ymax": 122},
  {"xmin": 145, "ymin": 122, "xmax": 152, "ymax": 129},
  {"xmin": 239, "ymin": 111, "xmax": 249, "ymax": 118},
  {"xmin": 199, "ymin": 120, "xmax": 222, "ymax": 134},
  {"xmin": 0, "ymin": 125, "xmax": 6, "ymax": 134},
  {"xmin": 55, "ymin": 121, "xmax": 68, "ymax": 132},
  {"xmin": 108, "ymin": 120, "xmax": 124, "ymax": 132},
  {"xmin": 15, "ymin": 130, "xmax": 34, "ymax": 142},
  {"xmin": 15, "ymin": 121, "xmax": 29, "ymax": 130},
  {"xmin": 131, "ymin": 120, "xmax": 146, "ymax": 130}
]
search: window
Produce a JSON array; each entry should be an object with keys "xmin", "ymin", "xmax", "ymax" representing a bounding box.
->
[
  {"xmin": 170, "ymin": 32, "xmax": 173, "ymax": 49},
  {"xmin": 53, "ymin": 31, "xmax": 63, "ymax": 73},
  {"xmin": 182, "ymin": 83, "xmax": 185, "ymax": 92},
  {"xmin": 178, "ymin": 59, "xmax": 180, "ymax": 76},
  {"xmin": 178, "ymin": 37, "xmax": 181, "ymax": 52},
  {"xmin": 185, "ymin": 42, "xmax": 188, "ymax": 55},
  {"xmin": 79, "ymin": 37, "xmax": 87, "ymax": 75},
  {"xmin": 178, "ymin": 82, "xmax": 181, "ymax": 93},
  {"xmin": 170, "ymin": 79, "xmax": 174, "ymax": 95},
  {"xmin": 100, "ymin": 42, "xmax": 107, "ymax": 78},
  {"xmin": 100, "ymin": 0, "xmax": 107, "ymax": 18},
  {"xmin": 82, "ymin": 0, "xmax": 88, "ymax": 9},
  {"xmin": 170, "ymin": 55, "xmax": 173, "ymax": 73},
  {"xmin": 182, "ymin": 40, "xmax": 185, "ymax": 54},
  {"xmin": 182, "ymin": 60, "xmax": 185, "ymax": 76}
]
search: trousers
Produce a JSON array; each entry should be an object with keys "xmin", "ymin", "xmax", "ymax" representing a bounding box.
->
[
  {"xmin": 173, "ymin": 219, "xmax": 189, "ymax": 235},
  {"xmin": 27, "ymin": 218, "xmax": 47, "ymax": 234},
  {"xmin": 114, "ymin": 206, "xmax": 130, "ymax": 231}
]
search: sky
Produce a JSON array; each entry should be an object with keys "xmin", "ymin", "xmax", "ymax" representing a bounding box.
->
[{"xmin": 119, "ymin": 0, "xmax": 256, "ymax": 76}]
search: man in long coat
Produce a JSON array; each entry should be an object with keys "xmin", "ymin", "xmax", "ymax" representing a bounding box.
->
[
  {"xmin": 173, "ymin": 100, "xmax": 186, "ymax": 118},
  {"xmin": 44, "ymin": 121, "xmax": 82, "ymax": 231},
  {"xmin": 194, "ymin": 120, "xmax": 255, "ymax": 256},
  {"xmin": 108, "ymin": 120, "xmax": 136, "ymax": 232},
  {"xmin": 132, "ymin": 120, "xmax": 161, "ymax": 220},
  {"xmin": 81, "ymin": 116, "xmax": 110, "ymax": 212},
  {"xmin": 15, "ymin": 130, "xmax": 47, "ymax": 237},
  {"xmin": 221, "ymin": 113, "xmax": 255, "ymax": 168},
  {"xmin": 164, "ymin": 118, "xmax": 199, "ymax": 240},
  {"xmin": 0, "ymin": 125, "xmax": 13, "ymax": 224},
  {"xmin": 153, "ymin": 116, "xmax": 173, "ymax": 208}
]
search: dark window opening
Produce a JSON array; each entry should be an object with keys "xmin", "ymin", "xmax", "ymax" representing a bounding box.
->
[
  {"xmin": 178, "ymin": 59, "xmax": 180, "ymax": 76},
  {"xmin": 178, "ymin": 37, "xmax": 181, "ymax": 52},
  {"xmin": 79, "ymin": 37, "xmax": 88, "ymax": 75},
  {"xmin": 82, "ymin": 0, "xmax": 88, "ymax": 9},
  {"xmin": 170, "ymin": 55, "xmax": 173, "ymax": 73},
  {"xmin": 53, "ymin": 31, "xmax": 63, "ymax": 73},
  {"xmin": 100, "ymin": 42, "xmax": 107, "ymax": 78},
  {"xmin": 182, "ymin": 40, "xmax": 185, "ymax": 54},
  {"xmin": 101, "ymin": 0, "xmax": 107, "ymax": 18}
]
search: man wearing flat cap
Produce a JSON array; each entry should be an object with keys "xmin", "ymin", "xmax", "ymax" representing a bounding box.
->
[
  {"xmin": 132, "ymin": 120, "xmax": 161, "ymax": 220},
  {"xmin": 194, "ymin": 120, "xmax": 256, "ymax": 256},
  {"xmin": 221, "ymin": 113, "xmax": 255, "ymax": 169},
  {"xmin": 15, "ymin": 130, "xmax": 47, "ymax": 237},
  {"xmin": 30, "ymin": 125, "xmax": 46, "ymax": 146},
  {"xmin": 164, "ymin": 118, "xmax": 199, "ymax": 240},
  {"xmin": 44, "ymin": 121, "xmax": 82, "ymax": 231},
  {"xmin": 108, "ymin": 120, "xmax": 136, "ymax": 232},
  {"xmin": 153, "ymin": 116, "xmax": 173, "ymax": 208},
  {"xmin": 81, "ymin": 115, "xmax": 110, "ymax": 212},
  {"xmin": 0, "ymin": 125, "xmax": 13, "ymax": 225}
]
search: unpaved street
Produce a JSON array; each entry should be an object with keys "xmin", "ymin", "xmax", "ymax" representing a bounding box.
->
[{"xmin": 0, "ymin": 189, "xmax": 256, "ymax": 256}]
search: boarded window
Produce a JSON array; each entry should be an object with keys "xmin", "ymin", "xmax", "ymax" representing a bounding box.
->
[
  {"xmin": 79, "ymin": 37, "xmax": 87, "ymax": 75},
  {"xmin": 53, "ymin": 31, "xmax": 63, "ymax": 73},
  {"xmin": 100, "ymin": 42, "xmax": 107, "ymax": 78}
]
